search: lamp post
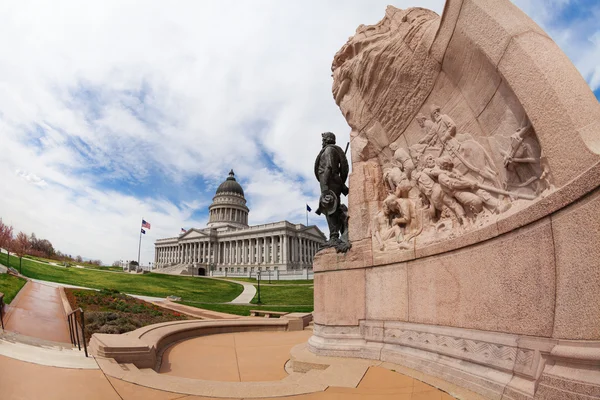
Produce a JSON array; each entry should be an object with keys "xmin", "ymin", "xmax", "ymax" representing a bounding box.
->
[
  {"xmin": 268, "ymin": 268, "xmax": 271, "ymax": 284},
  {"xmin": 256, "ymin": 270, "xmax": 262, "ymax": 305}
]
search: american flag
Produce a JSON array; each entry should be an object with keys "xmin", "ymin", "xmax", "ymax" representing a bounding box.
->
[
  {"xmin": 142, "ymin": 219, "xmax": 151, "ymax": 229},
  {"xmin": 181, "ymin": 228, "xmax": 186, "ymax": 233}
]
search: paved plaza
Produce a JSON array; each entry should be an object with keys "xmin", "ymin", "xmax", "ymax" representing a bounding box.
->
[
  {"xmin": 0, "ymin": 341, "xmax": 455, "ymax": 400},
  {"xmin": 0, "ymin": 279, "xmax": 457, "ymax": 400}
]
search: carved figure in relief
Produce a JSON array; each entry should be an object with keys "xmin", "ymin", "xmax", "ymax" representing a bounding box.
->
[
  {"xmin": 314, "ymin": 132, "xmax": 352, "ymax": 253},
  {"xmin": 430, "ymin": 105, "xmax": 502, "ymax": 188},
  {"xmin": 434, "ymin": 156, "xmax": 510, "ymax": 216},
  {"xmin": 412, "ymin": 155, "xmax": 467, "ymax": 225},
  {"xmin": 431, "ymin": 105, "xmax": 457, "ymax": 145},
  {"xmin": 389, "ymin": 143, "xmax": 416, "ymax": 179},
  {"xmin": 370, "ymin": 106, "xmax": 544, "ymax": 251},
  {"xmin": 372, "ymin": 193, "xmax": 420, "ymax": 250},
  {"xmin": 502, "ymin": 122, "xmax": 549, "ymax": 194},
  {"xmin": 383, "ymin": 165, "xmax": 412, "ymax": 198},
  {"xmin": 417, "ymin": 113, "xmax": 438, "ymax": 146}
]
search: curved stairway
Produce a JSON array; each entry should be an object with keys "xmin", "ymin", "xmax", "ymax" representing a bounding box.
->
[{"xmin": 154, "ymin": 264, "xmax": 191, "ymax": 275}]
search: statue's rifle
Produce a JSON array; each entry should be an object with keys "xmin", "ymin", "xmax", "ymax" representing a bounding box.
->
[{"xmin": 341, "ymin": 142, "xmax": 350, "ymax": 196}]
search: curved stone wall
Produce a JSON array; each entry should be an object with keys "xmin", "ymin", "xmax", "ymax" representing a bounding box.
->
[{"xmin": 311, "ymin": 1, "xmax": 600, "ymax": 399}]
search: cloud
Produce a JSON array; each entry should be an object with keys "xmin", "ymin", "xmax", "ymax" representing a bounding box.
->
[
  {"xmin": 512, "ymin": 0, "xmax": 600, "ymax": 92},
  {"xmin": 16, "ymin": 170, "xmax": 48, "ymax": 187},
  {"xmin": 0, "ymin": 0, "xmax": 596, "ymax": 264}
]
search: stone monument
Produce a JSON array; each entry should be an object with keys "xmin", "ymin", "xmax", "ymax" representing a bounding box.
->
[{"xmin": 310, "ymin": 1, "xmax": 600, "ymax": 399}]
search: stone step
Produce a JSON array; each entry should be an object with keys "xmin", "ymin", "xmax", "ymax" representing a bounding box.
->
[
  {"xmin": 0, "ymin": 331, "xmax": 76, "ymax": 350},
  {"xmin": 0, "ymin": 337, "xmax": 97, "ymax": 369},
  {"xmin": 295, "ymin": 369, "xmax": 326, "ymax": 385},
  {"xmin": 122, "ymin": 363, "xmax": 141, "ymax": 373},
  {"xmin": 139, "ymin": 367, "xmax": 158, "ymax": 375}
]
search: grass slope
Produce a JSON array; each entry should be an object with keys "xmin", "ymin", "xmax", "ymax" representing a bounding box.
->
[
  {"xmin": 0, "ymin": 253, "xmax": 243, "ymax": 303},
  {"xmin": 0, "ymin": 273, "xmax": 27, "ymax": 304}
]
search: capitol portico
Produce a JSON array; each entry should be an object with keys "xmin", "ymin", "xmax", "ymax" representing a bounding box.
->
[{"xmin": 154, "ymin": 170, "xmax": 325, "ymax": 275}]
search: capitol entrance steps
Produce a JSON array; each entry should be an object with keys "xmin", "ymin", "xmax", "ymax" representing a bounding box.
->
[{"xmin": 153, "ymin": 264, "xmax": 191, "ymax": 275}]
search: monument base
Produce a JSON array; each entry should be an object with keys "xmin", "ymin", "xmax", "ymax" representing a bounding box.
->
[{"xmin": 309, "ymin": 322, "xmax": 600, "ymax": 400}]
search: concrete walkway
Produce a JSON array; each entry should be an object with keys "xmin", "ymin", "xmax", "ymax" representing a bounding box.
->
[
  {"xmin": 3, "ymin": 281, "xmax": 71, "ymax": 343},
  {"xmin": 227, "ymin": 279, "xmax": 257, "ymax": 304},
  {"xmin": 192, "ymin": 276, "xmax": 257, "ymax": 304},
  {"xmin": 30, "ymin": 278, "xmax": 166, "ymax": 302}
]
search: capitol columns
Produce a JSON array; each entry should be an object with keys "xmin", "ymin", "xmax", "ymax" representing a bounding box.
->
[
  {"xmin": 282, "ymin": 234, "xmax": 288, "ymax": 264},
  {"xmin": 257, "ymin": 238, "xmax": 263, "ymax": 266},
  {"xmin": 242, "ymin": 239, "xmax": 247, "ymax": 265}
]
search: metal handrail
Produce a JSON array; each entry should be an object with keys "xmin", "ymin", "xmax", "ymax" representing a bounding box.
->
[
  {"xmin": 67, "ymin": 307, "xmax": 88, "ymax": 357},
  {"xmin": 0, "ymin": 293, "xmax": 4, "ymax": 330}
]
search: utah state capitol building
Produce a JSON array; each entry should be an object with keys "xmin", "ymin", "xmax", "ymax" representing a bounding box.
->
[{"xmin": 154, "ymin": 170, "xmax": 326, "ymax": 275}]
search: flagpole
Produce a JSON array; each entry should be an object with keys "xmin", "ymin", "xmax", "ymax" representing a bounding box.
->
[
  {"xmin": 306, "ymin": 207, "xmax": 308, "ymax": 226},
  {"xmin": 137, "ymin": 217, "xmax": 143, "ymax": 266}
]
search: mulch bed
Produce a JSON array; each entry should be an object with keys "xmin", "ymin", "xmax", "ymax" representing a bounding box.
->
[{"xmin": 65, "ymin": 288, "xmax": 191, "ymax": 343}]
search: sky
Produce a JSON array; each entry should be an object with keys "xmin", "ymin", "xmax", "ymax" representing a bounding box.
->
[{"xmin": 0, "ymin": 0, "xmax": 598, "ymax": 265}]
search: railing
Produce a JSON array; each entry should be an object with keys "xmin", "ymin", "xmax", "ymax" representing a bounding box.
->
[
  {"xmin": 0, "ymin": 293, "xmax": 4, "ymax": 330},
  {"xmin": 67, "ymin": 308, "xmax": 88, "ymax": 357}
]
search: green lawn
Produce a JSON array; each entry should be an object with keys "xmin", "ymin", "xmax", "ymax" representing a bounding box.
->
[
  {"xmin": 251, "ymin": 284, "xmax": 314, "ymax": 306},
  {"xmin": 217, "ymin": 277, "xmax": 313, "ymax": 285},
  {"xmin": 0, "ymin": 273, "xmax": 27, "ymax": 304},
  {"xmin": 0, "ymin": 253, "xmax": 243, "ymax": 303},
  {"xmin": 178, "ymin": 301, "xmax": 313, "ymax": 317}
]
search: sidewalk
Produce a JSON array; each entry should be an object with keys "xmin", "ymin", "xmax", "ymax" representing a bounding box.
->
[
  {"xmin": 30, "ymin": 278, "xmax": 165, "ymax": 302},
  {"xmin": 198, "ymin": 276, "xmax": 257, "ymax": 304},
  {"xmin": 3, "ymin": 281, "xmax": 71, "ymax": 343}
]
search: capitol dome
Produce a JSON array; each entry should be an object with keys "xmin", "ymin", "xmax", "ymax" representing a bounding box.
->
[
  {"xmin": 216, "ymin": 170, "xmax": 244, "ymax": 196},
  {"xmin": 207, "ymin": 169, "xmax": 249, "ymax": 229}
]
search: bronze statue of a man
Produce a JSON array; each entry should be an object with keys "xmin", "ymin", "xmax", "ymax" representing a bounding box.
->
[{"xmin": 314, "ymin": 132, "xmax": 351, "ymax": 253}]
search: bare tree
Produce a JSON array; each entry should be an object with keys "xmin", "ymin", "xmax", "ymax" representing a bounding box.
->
[
  {"xmin": 13, "ymin": 231, "xmax": 30, "ymax": 272},
  {"xmin": 112, "ymin": 260, "xmax": 121, "ymax": 267},
  {"xmin": 75, "ymin": 255, "xmax": 83, "ymax": 263}
]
